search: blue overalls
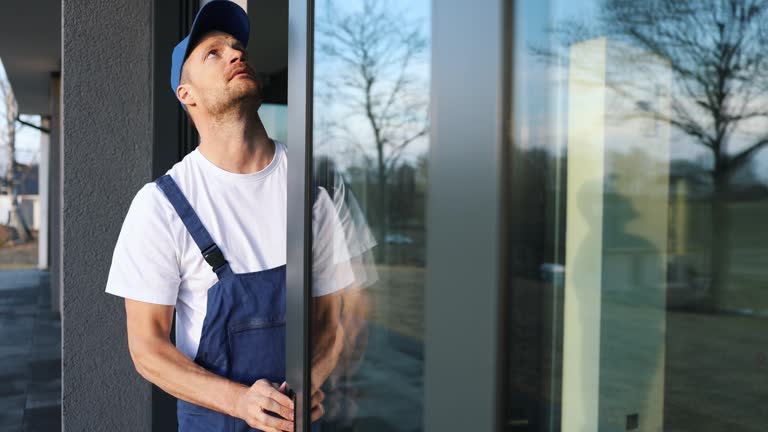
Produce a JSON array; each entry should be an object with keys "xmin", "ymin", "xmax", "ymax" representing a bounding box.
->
[{"xmin": 155, "ymin": 174, "xmax": 315, "ymax": 432}]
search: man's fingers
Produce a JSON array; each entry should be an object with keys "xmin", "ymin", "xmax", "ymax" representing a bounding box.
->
[
  {"xmin": 309, "ymin": 384, "xmax": 325, "ymax": 422},
  {"xmin": 241, "ymin": 406, "xmax": 292, "ymax": 432},
  {"xmin": 258, "ymin": 395, "xmax": 294, "ymax": 421},
  {"xmin": 310, "ymin": 403, "xmax": 325, "ymax": 423},
  {"xmin": 255, "ymin": 380, "xmax": 294, "ymax": 410},
  {"xmin": 265, "ymin": 386, "xmax": 295, "ymax": 410},
  {"xmin": 311, "ymin": 388, "xmax": 325, "ymax": 407},
  {"xmin": 256, "ymin": 409, "xmax": 294, "ymax": 432},
  {"xmin": 255, "ymin": 426, "xmax": 282, "ymax": 432}
]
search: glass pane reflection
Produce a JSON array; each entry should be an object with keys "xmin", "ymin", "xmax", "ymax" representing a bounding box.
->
[
  {"xmin": 310, "ymin": 0, "xmax": 430, "ymax": 430},
  {"xmin": 508, "ymin": 0, "xmax": 768, "ymax": 431}
]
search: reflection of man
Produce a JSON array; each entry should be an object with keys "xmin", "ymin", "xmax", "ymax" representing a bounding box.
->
[
  {"xmin": 104, "ymin": 2, "xmax": 352, "ymax": 431},
  {"xmin": 312, "ymin": 158, "xmax": 378, "ymax": 423},
  {"xmin": 570, "ymin": 178, "xmax": 665, "ymax": 431}
]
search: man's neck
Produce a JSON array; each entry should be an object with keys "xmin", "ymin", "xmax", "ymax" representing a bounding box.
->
[{"xmin": 196, "ymin": 108, "xmax": 275, "ymax": 174}]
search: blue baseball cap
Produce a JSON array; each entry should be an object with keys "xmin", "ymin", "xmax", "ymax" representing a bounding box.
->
[{"xmin": 170, "ymin": 0, "xmax": 250, "ymax": 110}]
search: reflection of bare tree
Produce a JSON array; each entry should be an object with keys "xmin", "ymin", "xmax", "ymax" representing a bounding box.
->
[
  {"xmin": 540, "ymin": 0, "xmax": 768, "ymax": 311},
  {"xmin": 316, "ymin": 0, "xmax": 428, "ymax": 234}
]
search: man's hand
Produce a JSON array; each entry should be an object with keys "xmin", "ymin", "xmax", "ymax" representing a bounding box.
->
[
  {"xmin": 281, "ymin": 382, "xmax": 325, "ymax": 423},
  {"xmin": 310, "ymin": 386, "xmax": 325, "ymax": 422},
  {"xmin": 234, "ymin": 379, "xmax": 295, "ymax": 432}
]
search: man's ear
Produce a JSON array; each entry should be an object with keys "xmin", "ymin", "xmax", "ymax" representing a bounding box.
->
[{"xmin": 177, "ymin": 84, "xmax": 196, "ymax": 108}]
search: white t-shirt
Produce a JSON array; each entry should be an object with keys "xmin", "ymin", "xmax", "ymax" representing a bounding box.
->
[{"xmin": 105, "ymin": 140, "xmax": 354, "ymax": 360}]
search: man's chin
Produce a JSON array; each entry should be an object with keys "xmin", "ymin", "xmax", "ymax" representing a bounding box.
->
[
  {"xmin": 234, "ymin": 80, "xmax": 260, "ymax": 96},
  {"xmin": 231, "ymin": 91, "xmax": 263, "ymax": 111}
]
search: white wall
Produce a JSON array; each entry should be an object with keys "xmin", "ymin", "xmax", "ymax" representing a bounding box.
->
[{"xmin": 0, "ymin": 195, "xmax": 40, "ymax": 231}]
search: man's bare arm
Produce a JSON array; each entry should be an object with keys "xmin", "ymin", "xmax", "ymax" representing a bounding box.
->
[
  {"xmin": 124, "ymin": 298, "xmax": 295, "ymax": 431},
  {"xmin": 311, "ymin": 292, "xmax": 344, "ymax": 388}
]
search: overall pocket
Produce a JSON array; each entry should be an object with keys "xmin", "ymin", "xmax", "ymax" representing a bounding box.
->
[{"xmin": 227, "ymin": 318, "xmax": 286, "ymax": 385}]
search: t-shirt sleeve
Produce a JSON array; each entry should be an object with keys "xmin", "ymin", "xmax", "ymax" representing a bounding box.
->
[
  {"xmin": 105, "ymin": 183, "xmax": 181, "ymax": 305},
  {"xmin": 311, "ymin": 187, "xmax": 355, "ymax": 297}
]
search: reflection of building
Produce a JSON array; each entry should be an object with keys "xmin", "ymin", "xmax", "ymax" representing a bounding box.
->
[
  {"xmin": 667, "ymin": 162, "xmax": 768, "ymax": 311},
  {"xmin": 564, "ymin": 37, "xmax": 671, "ymax": 432}
]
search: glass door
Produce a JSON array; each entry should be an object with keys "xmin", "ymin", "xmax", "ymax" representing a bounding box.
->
[
  {"xmin": 506, "ymin": 1, "xmax": 768, "ymax": 431},
  {"xmin": 288, "ymin": 0, "xmax": 508, "ymax": 430},
  {"xmin": 308, "ymin": 0, "xmax": 431, "ymax": 428}
]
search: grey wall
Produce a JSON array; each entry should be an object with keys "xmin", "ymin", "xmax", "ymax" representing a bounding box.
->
[{"xmin": 62, "ymin": 0, "xmax": 154, "ymax": 430}]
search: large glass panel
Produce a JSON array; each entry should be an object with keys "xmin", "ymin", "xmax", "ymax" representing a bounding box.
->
[
  {"xmin": 309, "ymin": 0, "xmax": 430, "ymax": 430},
  {"xmin": 508, "ymin": 1, "xmax": 768, "ymax": 431}
]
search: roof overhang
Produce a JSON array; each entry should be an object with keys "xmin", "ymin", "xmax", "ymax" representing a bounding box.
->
[{"xmin": 0, "ymin": 0, "xmax": 61, "ymax": 115}]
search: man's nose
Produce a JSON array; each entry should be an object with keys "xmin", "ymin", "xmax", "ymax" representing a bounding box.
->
[{"xmin": 228, "ymin": 48, "xmax": 245, "ymax": 64}]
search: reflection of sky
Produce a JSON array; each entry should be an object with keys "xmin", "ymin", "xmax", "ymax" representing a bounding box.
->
[
  {"xmin": 324, "ymin": 0, "xmax": 429, "ymax": 24},
  {"xmin": 515, "ymin": 0, "xmax": 768, "ymax": 182},
  {"xmin": 313, "ymin": 0, "xmax": 430, "ymax": 170}
]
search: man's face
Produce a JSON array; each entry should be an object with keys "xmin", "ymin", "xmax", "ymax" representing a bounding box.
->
[{"xmin": 178, "ymin": 30, "xmax": 261, "ymax": 116}]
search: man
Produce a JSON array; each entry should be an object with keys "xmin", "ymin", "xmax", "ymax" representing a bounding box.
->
[{"xmin": 105, "ymin": 1, "xmax": 353, "ymax": 431}]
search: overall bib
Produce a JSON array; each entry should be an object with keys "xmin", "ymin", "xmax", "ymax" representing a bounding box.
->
[{"xmin": 156, "ymin": 175, "xmax": 317, "ymax": 432}]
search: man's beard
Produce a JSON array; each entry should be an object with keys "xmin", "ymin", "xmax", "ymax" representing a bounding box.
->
[{"xmin": 203, "ymin": 82, "xmax": 262, "ymax": 117}]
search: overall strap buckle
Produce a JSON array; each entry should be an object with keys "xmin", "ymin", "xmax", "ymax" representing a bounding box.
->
[{"xmin": 201, "ymin": 243, "xmax": 228, "ymax": 272}]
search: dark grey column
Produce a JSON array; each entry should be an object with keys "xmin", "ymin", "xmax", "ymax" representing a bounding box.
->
[
  {"xmin": 424, "ymin": 0, "xmax": 507, "ymax": 431},
  {"xmin": 62, "ymin": 1, "xmax": 154, "ymax": 430}
]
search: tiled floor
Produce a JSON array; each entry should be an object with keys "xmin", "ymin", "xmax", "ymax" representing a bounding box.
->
[{"xmin": 0, "ymin": 270, "xmax": 60, "ymax": 432}]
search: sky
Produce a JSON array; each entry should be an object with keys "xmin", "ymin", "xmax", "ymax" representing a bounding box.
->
[{"xmin": 0, "ymin": 58, "xmax": 41, "ymax": 168}]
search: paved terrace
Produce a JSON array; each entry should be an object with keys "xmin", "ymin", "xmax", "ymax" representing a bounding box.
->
[{"xmin": 0, "ymin": 270, "xmax": 60, "ymax": 432}]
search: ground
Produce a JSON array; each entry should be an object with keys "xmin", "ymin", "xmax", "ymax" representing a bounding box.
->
[
  {"xmin": 0, "ymin": 241, "xmax": 37, "ymax": 271},
  {"xmin": 0, "ymin": 239, "xmax": 60, "ymax": 432},
  {"xmin": 0, "ymin": 269, "xmax": 60, "ymax": 432}
]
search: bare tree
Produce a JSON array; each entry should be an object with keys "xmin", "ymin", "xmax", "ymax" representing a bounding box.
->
[
  {"xmin": 315, "ymin": 0, "xmax": 429, "ymax": 234},
  {"xmin": 538, "ymin": 0, "xmax": 768, "ymax": 311},
  {"xmin": 1, "ymin": 75, "xmax": 31, "ymax": 242}
]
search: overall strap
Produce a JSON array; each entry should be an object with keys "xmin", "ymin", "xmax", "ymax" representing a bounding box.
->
[{"xmin": 154, "ymin": 174, "xmax": 232, "ymax": 279}]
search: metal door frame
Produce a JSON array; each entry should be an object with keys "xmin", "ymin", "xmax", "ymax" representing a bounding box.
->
[{"xmin": 286, "ymin": 0, "xmax": 313, "ymax": 430}]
